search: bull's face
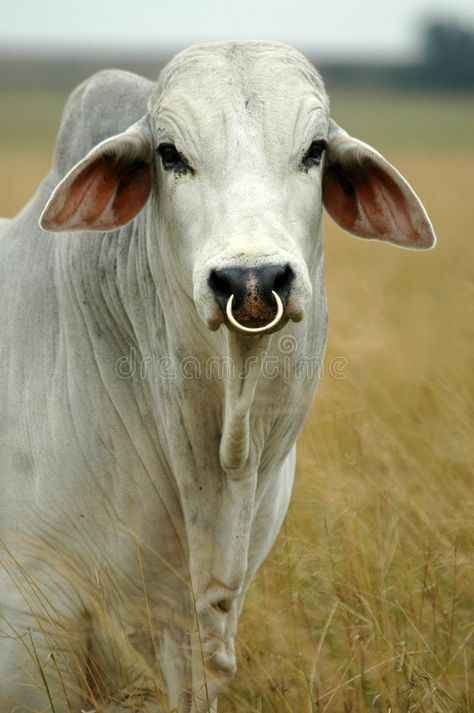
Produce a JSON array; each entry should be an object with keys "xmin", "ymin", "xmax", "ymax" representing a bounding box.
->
[
  {"xmin": 41, "ymin": 42, "xmax": 436, "ymax": 336},
  {"xmin": 150, "ymin": 44, "xmax": 329, "ymax": 334}
]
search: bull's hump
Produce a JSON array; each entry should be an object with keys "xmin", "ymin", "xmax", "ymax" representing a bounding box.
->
[{"xmin": 52, "ymin": 69, "xmax": 153, "ymax": 177}]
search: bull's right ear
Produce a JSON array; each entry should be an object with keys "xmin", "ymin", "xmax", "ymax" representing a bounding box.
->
[{"xmin": 40, "ymin": 116, "xmax": 154, "ymax": 233}]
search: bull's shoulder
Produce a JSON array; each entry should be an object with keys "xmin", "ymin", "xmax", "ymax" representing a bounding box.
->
[{"xmin": 52, "ymin": 69, "xmax": 154, "ymax": 177}]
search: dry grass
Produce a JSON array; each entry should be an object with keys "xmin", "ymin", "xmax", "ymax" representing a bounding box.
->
[{"xmin": 0, "ymin": 90, "xmax": 473, "ymax": 712}]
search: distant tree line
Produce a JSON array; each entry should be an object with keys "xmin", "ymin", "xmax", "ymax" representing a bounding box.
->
[
  {"xmin": 319, "ymin": 18, "xmax": 474, "ymax": 92},
  {"xmin": 397, "ymin": 18, "xmax": 474, "ymax": 90}
]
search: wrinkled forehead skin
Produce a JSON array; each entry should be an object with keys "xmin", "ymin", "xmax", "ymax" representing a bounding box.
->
[{"xmin": 148, "ymin": 41, "xmax": 330, "ymax": 170}]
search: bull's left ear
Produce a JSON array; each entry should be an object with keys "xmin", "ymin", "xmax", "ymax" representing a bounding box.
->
[
  {"xmin": 322, "ymin": 120, "xmax": 436, "ymax": 249},
  {"xmin": 40, "ymin": 116, "xmax": 154, "ymax": 233}
]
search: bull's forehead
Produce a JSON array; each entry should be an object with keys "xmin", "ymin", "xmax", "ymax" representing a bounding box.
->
[{"xmin": 149, "ymin": 42, "xmax": 329, "ymax": 169}]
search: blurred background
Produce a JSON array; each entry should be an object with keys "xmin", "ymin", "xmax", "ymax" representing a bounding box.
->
[
  {"xmin": 2, "ymin": 0, "xmax": 474, "ymax": 91},
  {"xmin": 2, "ymin": 0, "xmax": 474, "ymax": 84},
  {"xmin": 1, "ymin": 0, "xmax": 473, "ymax": 215},
  {"xmin": 1, "ymin": 2, "xmax": 473, "ymax": 711}
]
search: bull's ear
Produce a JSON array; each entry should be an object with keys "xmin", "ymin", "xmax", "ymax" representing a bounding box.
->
[
  {"xmin": 40, "ymin": 116, "xmax": 154, "ymax": 232},
  {"xmin": 322, "ymin": 120, "xmax": 436, "ymax": 249}
]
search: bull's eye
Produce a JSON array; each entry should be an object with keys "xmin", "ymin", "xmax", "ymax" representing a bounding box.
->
[
  {"xmin": 302, "ymin": 139, "xmax": 328, "ymax": 168},
  {"xmin": 157, "ymin": 143, "xmax": 193, "ymax": 174}
]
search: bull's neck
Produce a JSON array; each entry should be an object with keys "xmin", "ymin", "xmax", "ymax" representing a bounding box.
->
[{"xmin": 54, "ymin": 210, "xmax": 325, "ymax": 478}]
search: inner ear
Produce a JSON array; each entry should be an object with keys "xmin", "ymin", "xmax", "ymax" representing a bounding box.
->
[
  {"xmin": 59, "ymin": 154, "xmax": 152, "ymax": 230},
  {"xmin": 322, "ymin": 121, "xmax": 436, "ymax": 250},
  {"xmin": 40, "ymin": 116, "xmax": 154, "ymax": 233},
  {"xmin": 323, "ymin": 158, "xmax": 415, "ymax": 242}
]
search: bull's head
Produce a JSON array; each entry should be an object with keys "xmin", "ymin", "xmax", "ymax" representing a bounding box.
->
[{"xmin": 41, "ymin": 42, "xmax": 435, "ymax": 336}]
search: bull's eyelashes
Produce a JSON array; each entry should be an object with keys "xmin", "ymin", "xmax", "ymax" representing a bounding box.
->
[
  {"xmin": 157, "ymin": 143, "xmax": 194, "ymax": 175},
  {"xmin": 302, "ymin": 139, "xmax": 327, "ymax": 169}
]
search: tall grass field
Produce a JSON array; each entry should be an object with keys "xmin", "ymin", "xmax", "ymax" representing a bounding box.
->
[{"xmin": 0, "ymin": 86, "xmax": 473, "ymax": 712}]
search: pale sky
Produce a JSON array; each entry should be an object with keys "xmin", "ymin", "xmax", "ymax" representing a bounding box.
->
[{"xmin": 2, "ymin": 0, "xmax": 473, "ymax": 59}]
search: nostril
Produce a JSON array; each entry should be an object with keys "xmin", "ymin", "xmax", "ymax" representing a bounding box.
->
[
  {"xmin": 208, "ymin": 270, "xmax": 233, "ymax": 311},
  {"xmin": 209, "ymin": 270, "xmax": 231, "ymax": 299},
  {"xmin": 209, "ymin": 267, "xmax": 250, "ymax": 311},
  {"xmin": 273, "ymin": 264, "xmax": 294, "ymax": 303}
]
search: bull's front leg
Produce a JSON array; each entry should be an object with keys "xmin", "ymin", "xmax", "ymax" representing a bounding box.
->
[
  {"xmin": 186, "ymin": 453, "xmax": 296, "ymax": 711},
  {"xmin": 178, "ymin": 470, "xmax": 258, "ymax": 711}
]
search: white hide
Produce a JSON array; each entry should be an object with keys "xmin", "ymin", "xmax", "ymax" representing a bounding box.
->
[{"xmin": 0, "ymin": 42, "xmax": 435, "ymax": 712}]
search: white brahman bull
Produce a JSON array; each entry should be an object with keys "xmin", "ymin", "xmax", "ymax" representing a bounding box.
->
[{"xmin": 0, "ymin": 41, "xmax": 435, "ymax": 712}]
